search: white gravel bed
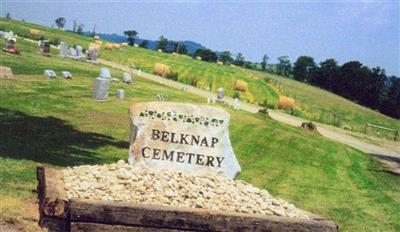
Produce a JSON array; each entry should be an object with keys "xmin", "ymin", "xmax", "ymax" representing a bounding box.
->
[{"xmin": 62, "ymin": 160, "xmax": 309, "ymax": 219}]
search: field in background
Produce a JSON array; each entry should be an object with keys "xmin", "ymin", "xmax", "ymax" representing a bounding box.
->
[
  {"xmin": 1, "ymin": 18, "xmax": 399, "ymax": 137},
  {"xmin": 1, "ymin": 27, "xmax": 400, "ymax": 232}
]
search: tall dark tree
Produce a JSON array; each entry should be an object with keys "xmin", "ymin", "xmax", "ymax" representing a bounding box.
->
[
  {"xmin": 176, "ymin": 43, "xmax": 188, "ymax": 54},
  {"xmin": 156, "ymin": 35, "xmax": 168, "ymax": 51},
  {"xmin": 315, "ymin": 59, "xmax": 339, "ymax": 90},
  {"xmin": 219, "ymin": 51, "xmax": 233, "ymax": 64},
  {"xmin": 91, "ymin": 24, "xmax": 96, "ymax": 37},
  {"xmin": 381, "ymin": 76, "xmax": 400, "ymax": 118},
  {"xmin": 55, "ymin": 17, "xmax": 66, "ymax": 30},
  {"xmin": 6, "ymin": 12, "xmax": 11, "ymax": 20},
  {"xmin": 276, "ymin": 56, "xmax": 292, "ymax": 77},
  {"xmin": 193, "ymin": 48, "xmax": 217, "ymax": 62},
  {"xmin": 234, "ymin": 53, "xmax": 245, "ymax": 66},
  {"xmin": 72, "ymin": 20, "xmax": 77, "ymax": 32},
  {"xmin": 140, "ymin": 40, "xmax": 149, "ymax": 49},
  {"xmin": 124, "ymin": 30, "xmax": 138, "ymax": 46},
  {"xmin": 77, "ymin": 24, "xmax": 84, "ymax": 34},
  {"xmin": 261, "ymin": 54, "xmax": 269, "ymax": 71},
  {"xmin": 293, "ymin": 56, "xmax": 317, "ymax": 82},
  {"xmin": 337, "ymin": 61, "xmax": 369, "ymax": 100}
]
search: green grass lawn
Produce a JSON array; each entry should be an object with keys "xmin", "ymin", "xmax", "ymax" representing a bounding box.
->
[
  {"xmin": 1, "ymin": 18, "xmax": 399, "ymax": 138},
  {"xmin": 1, "ymin": 31, "xmax": 400, "ymax": 232}
]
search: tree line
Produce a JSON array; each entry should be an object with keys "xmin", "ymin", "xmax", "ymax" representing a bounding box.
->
[{"xmin": 291, "ymin": 56, "xmax": 400, "ymax": 119}]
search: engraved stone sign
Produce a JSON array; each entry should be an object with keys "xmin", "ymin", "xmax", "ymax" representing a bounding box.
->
[{"xmin": 128, "ymin": 102, "xmax": 241, "ymax": 179}]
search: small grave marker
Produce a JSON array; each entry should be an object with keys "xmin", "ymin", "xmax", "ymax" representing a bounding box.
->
[
  {"xmin": 128, "ymin": 102, "xmax": 241, "ymax": 179},
  {"xmin": 122, "ymin": 72, "xmax": 132, "ymax": 84},
  {"xmin": 61, "ymin": 71, "xmax": 72, "ymax": 79},
  {"xmin": 44, "ymin": 70, "xmax": 56, "ymax": 78},
  {"xmin": 116, "ymin": 89, "xmax": 125, "ymax": 99}
]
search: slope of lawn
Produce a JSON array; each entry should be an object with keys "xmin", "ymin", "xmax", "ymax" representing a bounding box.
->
[
  {"xmin": 251, "ymin": 70, "xmax": 400, "ymax": 137},
  {"xmin": 1, "ymin": 35, "xmax": 400, "ymax": 232},
  {"xmin": 2, "ymin": 18, "xmax": 399, "ymax": 137}
]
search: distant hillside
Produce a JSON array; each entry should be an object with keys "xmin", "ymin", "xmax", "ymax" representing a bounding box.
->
[{"xmin": 86, "ymin": 32, "xmax": 205, "ymax": 54}]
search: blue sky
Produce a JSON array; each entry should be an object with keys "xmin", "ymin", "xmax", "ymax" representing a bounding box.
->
[{"xmin": 2, "ymin": 1, "xmax": 399, "ymax": 76}]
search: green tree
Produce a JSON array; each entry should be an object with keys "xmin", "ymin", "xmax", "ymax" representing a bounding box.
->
[
  {"xmin": 276, "ymin": 56, "xmax": 292, "ymax": 77},
  {"xmin": 261, "ymin": 54, "xmax": 269, "ymax": 71},
  {"xmin": 124, "ymin": 30, "xmax": 138, "ymax": 46},
  {"xmin": 316, "ymin": 58, "xmax": 339, "ymax": 90},
  {"xmin": 140, "ymin": 40, "xmax": 149, "ymax": 49},
  {"xmin": 234, "ymin": 53, "xmax": 245, "ymax": 66},
  {"xmin": 293, "ymin": 56, "xmax": 317, "ymax": 82},
  {"xmin": 193, "ymin": 48, "xmax": 217, "ymax": 62},
  {"xmin": 6, "ymin": 12, "xmax": 11, "ymax": 20},
  {"xmin": 77, "ymin": 24, "xmax": 84, "ymax": 35},
  {"xmin": 156, "ymin": 36, "xmax": 168, "ymax": 50},
  {"xmin": 176, "ymin": 44, "xmax": 188, "ymax": 54},
  {"xmin": 55, "ymin": 17, "xmax": 66, "ymax": 30},
  {"xmin": 72, "ymin": 20, "xmax": 77, "ymax": 32},
  {"xmin": 219, "ymin": 51, "xmax": 233, "ymax": 64}
]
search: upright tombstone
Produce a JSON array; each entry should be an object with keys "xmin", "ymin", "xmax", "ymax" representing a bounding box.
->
[
  {"xmin": 76, "ymin": 45, "xmax": 83, "ymax": 58},
  {"xmin": 87, "ymin": 43, "xmax": 99, "ymax": 62},
  {"xmin": 99, "ymin": 67, "xmax": 111, "ymax": 79},
  {"xmin": 38, "ymin": 40, "xmax": 50, "ymax": 56},
  {"xmin": 59, "ymin": 42, "xmax": 68, "ymax": 57},
  {"xmin": 122, "ymin": 72, "xmax": 132, "ymax": 84},
  {"xmin": 217, "ymin": 87, "xmax": 224, "ymax": 101},
  {"xmin": 61, "ymin": 71, "xmax": 72, "ymax": 79},
  {"xmin": 68, "ymin": 47, "xmax": 77, "ymax": 57},
  {"xmin": 44, "ymin": 70, "xmax": 56, "ymax": 78},
  {"xmin": 92, "ymin": 77, "xmax": 110, "ymax": 100},
  {"xmin": 128, "ymin": 102, "xmax": 241, "ymax": 179},
  {"xmin": 116, "ymin": 89, "xmax": 125, "ymax": 99},
  {"xmin": 233, "ymin": 98, "xmax": 240, "ymax": 110}
]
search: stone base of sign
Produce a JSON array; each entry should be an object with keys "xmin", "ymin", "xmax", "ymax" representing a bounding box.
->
[{"xmin": 37, "ymin": 166, "xmax": 338, "ymax": 232}]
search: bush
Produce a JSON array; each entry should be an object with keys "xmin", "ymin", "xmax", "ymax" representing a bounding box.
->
[
  {"xmin": 259, "ymin": 98, "xmax": 276, "ymax": 109},
  {"xmin": 166, "ymin": 72, "xmax": 178, "ymax": 81},
  {"xmin": 232, "ymin": 91, "xmax": 240, "ymax": 99},
  {"xmin": 187, "ymin": 75, "xmax": 199, "ymax": 87},
  {"xmin": 49, "ymin": 38, "xmax": 60, "ymax": 46}
]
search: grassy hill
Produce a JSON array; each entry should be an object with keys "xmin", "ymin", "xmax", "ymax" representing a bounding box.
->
[
  {"xmin": 1, "ymin": 18, "xmax": 399, "ymax": 138},
  {"xmin": 1, "ymin": 20, "xmax": 400, "ymax": 231}
]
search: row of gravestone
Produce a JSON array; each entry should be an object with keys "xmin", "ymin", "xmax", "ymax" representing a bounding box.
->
[
  {"xmin": 44, "ymin": 70, "xmax": 72, "ymax": 79},
  {"xmin": 58, "ymin": 41, "xmax": 99, "ymax": 63},
  {"xmin": 93, "ymin": 68, "xmax": 132, "ymax": 100}
]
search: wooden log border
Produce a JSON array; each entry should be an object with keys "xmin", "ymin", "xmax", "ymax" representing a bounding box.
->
[{"xmin": 37, "ymin": 166, "xmax": 339, "ymax": 232}]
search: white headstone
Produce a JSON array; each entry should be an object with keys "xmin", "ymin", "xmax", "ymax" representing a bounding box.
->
[
  {"xmin": 61, "ymin": 71, "xmax": 72, "ymax": 79},
  {"xmin": 233, "ymin": 98, "xmax": 240, "ymax": 110},
  {"xmin": 59, "ymin": 42, "xmax": 68, "ymax": 57},
  {"xmin": 217, "ymin": 88, "xmax": 224, "ymax": 100},
  {"xmin": 76, "ymin": 45, "xmax": 83, "ymax": 57},
  {"xmin": 44, "ymin": 70, "xmax": 56, "ymax": 78},
  {"xmin": 122, "ymin": 72, "xmax": 132, "ymax": 84},
  {"xmin": 128, "ymin": 102, "xmax": 241, "ymax": 179},
  {"xmin": 138, "ymin": 69, "xmax": 142, "ymax": 76},
  {"xmin": 68, "ymin": 47, "xmax": 77, "ymax": 56},
  {"xmin": 99, "ymin": 67, "xmax": 111, "ymax": 79},
  {"xmin": 116, "ymin": 89, "xmax": 125, "ymax": 99},
  {"xmin": 92, "ymin": 77, "xmax": 110, "ymax": 100}
]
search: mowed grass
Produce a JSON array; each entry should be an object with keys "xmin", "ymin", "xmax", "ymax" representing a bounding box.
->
[
  {"xmin": 1, "ymin": 37, "xmax": 400, "ymax": 231},
  {"xmin": 251, "ymin": 70, "xmax": 400, "ymax": 137},
  {"xmin": 2, "ymin": 19, "xmax": 399, "ymax": 137}
]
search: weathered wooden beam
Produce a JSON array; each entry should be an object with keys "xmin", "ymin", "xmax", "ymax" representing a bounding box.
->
[
  {"xmin": 40, "ymin": 216, "xmax": 69, "ymax": 232},
  {"xmin": 70, "ymin": 199, "xmax": 338, "ymax": 232},
  {"xmin": 37, "ymin": 166, "xmax": 69, "ymax": 220},
  {"xmin": 71, "ymin": 222, "xmax": 189, "ymax": 232}
]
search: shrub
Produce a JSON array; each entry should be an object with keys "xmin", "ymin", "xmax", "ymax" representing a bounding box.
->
[
  {"xmin": 49, "ymin": 38, "xmax": 60, "ymax": 46},
  {"xmin": 260, "ymin": 98, "xmax": 276, "ymax": 109},
  {"xmin": 166, "ymin": 72, "xmax": 178, "ymax": 81},
  {"xmin": 187, "ymin": 75, "xmax": 199, "ymax": 87},
  {"xmin": 232, "ymin": 91, "xmax": 241, "ymax": 99}
]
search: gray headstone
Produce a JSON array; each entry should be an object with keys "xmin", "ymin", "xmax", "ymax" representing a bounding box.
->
[
  {"xmin": 68, "ymin": 47, "xmax": 77, "ymax": 56},
  {"xmin": 99, "ymin": 67, "xmax": 111, "ymax": 79},
  {"xmin": 122, "ymin": 72, "xmax": 132, "ymax": 84},
  {"xmin": 217, "ymin": 88, "xmax": 224, "ymax": 100},
  {"xmin": 61, "ymin": 71, "xmax": 72, "ymax": 79},
  {"xmin": 76, "ymin": 45, "xmax": 83, "ymax": 57},
  {"xmin": 92, "ymin": 77, "xmax": 110, "ymax": 100},
  {"xmin": 59, "ymin": 42, "xmax": 68, "ymax": 57},
  {"xmin": 44, "ymin": 70, "xmax": 56, "ymax": 78},
  {"xmin": 116, "ymin": 89, "xmax": 125, "ymax": 99},
  {"xmin": 87, "ymin": 48, "xmax": 99, "ymax": 61}
]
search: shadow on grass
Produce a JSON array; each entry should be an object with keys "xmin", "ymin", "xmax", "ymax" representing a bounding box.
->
[{"xmin": 0, "ymin": 108, "xmax": 129, "ymax": 166}]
